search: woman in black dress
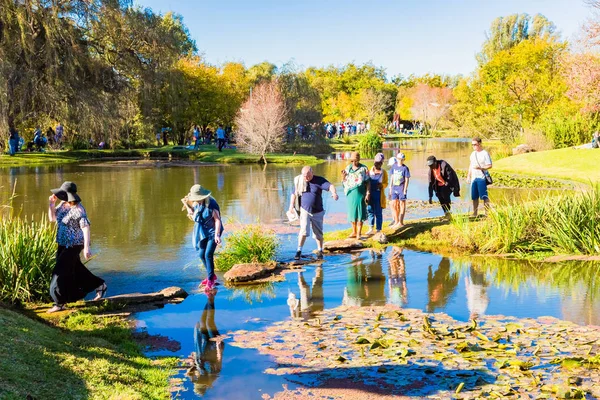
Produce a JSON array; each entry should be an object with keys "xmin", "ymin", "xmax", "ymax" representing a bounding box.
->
[{"xmin": 47, "ymin": 181, "xmax": 106, "ymax": 313}]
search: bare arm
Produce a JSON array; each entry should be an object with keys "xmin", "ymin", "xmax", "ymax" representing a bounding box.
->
[
  {"xmin": 329, "ymin": 185, "xmax": 339, "ymax": 201},
  {"xmin": 404, "ymin": 177, "xmax": 410, "ymax": 195},
  {"xmin": 82, "ymin": 225, "xmax": 92, "ymax": 260},
  {"xmin": 289, "ymin": 193, "xmax": 296, "ymax": 211},
  {"xmin": 48, "ymin": 195, "xmax": 57, "ymax": 222},
  {"xmin": 213, "ymin": 209, "xmax": 222, "ymax": 244}
]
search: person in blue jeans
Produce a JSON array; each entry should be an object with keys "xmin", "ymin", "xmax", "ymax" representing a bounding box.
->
[
  {"xmin": 466, "ymin": 137, "xmax": 492, "ymax": 217},
  {"xmin": 366, "ymin": 153, "xmax": 388, "ymax": 235},
  {"xmin": 182, "ymin": 184, "xmax": 223, "ymax": 291}
]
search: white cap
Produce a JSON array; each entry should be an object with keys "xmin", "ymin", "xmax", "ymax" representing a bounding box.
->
[
  {"xmin": 397, "ymin": 152, "xmax": 406, "ymax": 160},
  {"xmin": 388, "ymin": 156, "xmax": 398, "ymax": 166}
]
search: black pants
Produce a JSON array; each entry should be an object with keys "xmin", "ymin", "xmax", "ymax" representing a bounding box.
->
[
  {"xmin": 217, "ymin": 139, "xmax": 225, "ymax": 151},
  {"xmin": 50, "ymin": 245, "xmax": 104, "ymax": 305},
  {"xmin": 435, "ymin": 186, "xmax": 453, "ymax": 213}
]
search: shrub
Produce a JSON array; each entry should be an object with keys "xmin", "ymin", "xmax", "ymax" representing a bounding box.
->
[
  {"xmin": 215, "ymin": 224, "xmax": 279, "ymax": 272},
  {"xmin": 358, "ymin": 132, "xmax": 383, "ymax": 155},
  {"xmin": 0, "ymin": 214, "xmax": 57, "ymax": 303}
]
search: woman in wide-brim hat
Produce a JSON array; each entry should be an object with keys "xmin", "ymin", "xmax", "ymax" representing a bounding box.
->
[
  {"xmin": 182, "ymin": 184, "xmax": 224, "ymax": 291},
  {"xmin": 341, "ymin": 152, "xmax": 370, "ymax": 239},
  {"xmin": 47, "ymin": 181, "xmax": 106, "ymax": 313}
]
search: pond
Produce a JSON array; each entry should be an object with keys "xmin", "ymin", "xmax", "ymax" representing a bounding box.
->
[{"xmin": 1, "ymin": 138, "xmax": 599, "ymax": 399}]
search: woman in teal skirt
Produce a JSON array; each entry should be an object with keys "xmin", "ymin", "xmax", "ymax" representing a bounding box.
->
[{"xmin": 342, "ymin": 152, "xmax": 370, "ymax": 239}]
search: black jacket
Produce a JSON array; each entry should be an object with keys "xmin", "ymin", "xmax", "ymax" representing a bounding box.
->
[{"xmin": 428, "ymin": 160, "xmax": 460, "ymax": 199}]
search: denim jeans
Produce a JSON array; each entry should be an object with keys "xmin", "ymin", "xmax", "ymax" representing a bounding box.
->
[
  {"xmin": 198, "ymin": 238, "xmax": 217, "ymax": 280},
  {"xmin": 367, "ymin": 190, "xmax": 383, "ymax": 231}
]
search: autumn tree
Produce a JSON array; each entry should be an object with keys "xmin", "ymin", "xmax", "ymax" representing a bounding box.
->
[
  {"xmin": 235, "ymin": 81, "xmax": 288, "ymax": 164},
  {"xmin": 410, "ymin": 84, "xmax": 454, "ymax": 133}
]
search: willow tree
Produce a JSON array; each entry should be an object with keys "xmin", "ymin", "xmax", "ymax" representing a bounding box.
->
[{"xmin": 477, "ymin": 14, "xmax": 558, "ymax": 64}]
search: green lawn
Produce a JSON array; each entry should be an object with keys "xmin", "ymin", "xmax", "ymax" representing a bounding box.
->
[
  {"xmin": 0, "ymin": 146, "xmax": 322, "ymax": 167},
  {"xmin": 0, "ymin": 305, "xmax": 176, "ymax": 399},
  {"xmin": 494, "ymin": 148, "xmax": 600, "ymax": 184}
]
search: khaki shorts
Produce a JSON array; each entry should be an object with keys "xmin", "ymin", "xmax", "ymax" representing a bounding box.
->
[{"xmin": 299, "ymin": 209, "xmax": 325, "ymax": 241}]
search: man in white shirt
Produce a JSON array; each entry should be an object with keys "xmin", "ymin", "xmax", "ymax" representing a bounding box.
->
[{"xmin": 466, "ymin": 137, "xmax": 492, "ymax": 217}]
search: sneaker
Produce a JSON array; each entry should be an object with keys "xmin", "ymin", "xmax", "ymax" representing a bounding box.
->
[
  {"xmin": 209, "ymin": 275, "xmax": 218, "ymax": 286},
  {"xmin": 204, "ymin": 280, "xmax": 215, "ymax": 291},
  {"xmin": 199, "ymin": 278, "xmax": 210, "ymax": 288},
  {"xmin": 365, "ymin": 228, "xmax": 374, "ymax": 235},
  {"xmin": 294, "ymin": 251, "xmax": 301, "ymax": 261},
  {"xmin": 316, "ymin": 251, "xmax": 323, "ymax": 260}
]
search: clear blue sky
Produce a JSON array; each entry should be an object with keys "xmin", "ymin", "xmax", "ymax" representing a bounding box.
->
[{"xmin": 135, "ymin": 0, "xmax": 592, "ymax": 79}]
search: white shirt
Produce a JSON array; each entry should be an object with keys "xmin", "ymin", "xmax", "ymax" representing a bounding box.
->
[{"xmin": 469, "ymin": 149, "xmax": 492, "ymax": 179}]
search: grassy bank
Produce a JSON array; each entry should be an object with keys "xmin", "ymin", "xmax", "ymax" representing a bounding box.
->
[
  {"xmin": 215, "ymin": 224, "xmax": 279, "ymax": 272},
  {"xmin": 325, "ymin": 185, "xmax": 599, "ymax": 259},
  {"xmin": 0, "ymin": 145, "xmax": 322, "ymax": 168},
  {"xmin": 0, "ymin": 305, "xmax": 176, "ymax": 399},
  {"xmin": 494, "ymin": 148, "xmax": 600, "ymax": 184}
]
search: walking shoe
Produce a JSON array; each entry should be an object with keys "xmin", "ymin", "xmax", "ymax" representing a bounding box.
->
[
  {"xmin": 204, "ymin": 279, "xmax": 215, "ymax": 291},
  {"xmin": 199, "ymin": 278, "xmax": 210, "ymax": 288},
  {"xmin": 316, "ymin": 251, "xmax": 324, "ymax": 260},
  {"xmin": 365, "ymin": 228, "xmax": 374, "ymax": 235},
  {"xmin": 209, "ymin": 274, "xmax": 219, "ymax": 286},
  {"xmin": 294, "ymin": 251, "xmax": 301, "ymax": 261}
]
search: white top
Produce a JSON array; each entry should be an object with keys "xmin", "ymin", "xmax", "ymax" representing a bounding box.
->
[{"xmin": 469, "ymin": 149, "xmax": 492, "ymax": 179}]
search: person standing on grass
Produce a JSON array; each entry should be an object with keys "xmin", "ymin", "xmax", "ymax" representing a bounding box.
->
[
  {"xmin": 342, "ymin": 152, "xmax": 370, "ymax": 240},
  {"xmin": 427, "ymin": 155, "xmax": 460, "ymax": 217},
  {"xmin": 47, "ymin": 181, "xmax": 106, "ymax": 313},
  {"xmin": 466, "ymin": 137, "xmax": 492, "ymax": 217},
  {"xmin": 388, "ymin": 153, "xmax": 410, "ymax": 228},
  {"xmin": 193, "ymin": 125, "xmax": 201, "ymax": 150},
  {"xmin": 182, "ymin": 185, "xmax": 223, "ymax": 291},
  {"xmin": 289, "ymin": 166, "xmax": 339, "ymax": 261},
  {"xmin": 216, "ymin": 126, "xmax": 226, "ymax": 152},
  {"xmin": 366, "ymin": 153, "xmax": 388, "ymax": 235},
  {"xmin": 8, "ymin": 127, "xmax": 19, "ymax": 155}
]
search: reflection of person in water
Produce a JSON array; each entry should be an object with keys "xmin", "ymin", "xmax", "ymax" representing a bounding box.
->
[
  {"xmin": 190, "ymin": 288, "xmax": 224, "ymax": 395},
  {"xmin": 465, "ymin": 266, "xmax": 489, "ymax": 320},
  {"xmin": 427, "ymin": 257, "xmax": 459, "ymax": 313},
  {"xmin": 296, "ymin": 266, "xmax": 324, "ymax": 319},
  {"xmin": 343, "ymin": 255, "xmax": 386, "ymax": 307},
  {"xmin": 388, "ymin": 246, "xmax": 408, "ymax": 307}
]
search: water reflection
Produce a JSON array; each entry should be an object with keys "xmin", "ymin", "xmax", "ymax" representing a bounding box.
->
[
  {"xmin": 343, "ymin": 254, "xmax": 386, "ymax": 306},
  {"xmin": 388, "ymin": 247, "xmax": 408, "ymax": 307},
  {"xmin": 190, "ymin": 289, "xmax": 224, "ymax": 396},
  {"xmin": 295, "ymin": 267, "xmax": 324, "ymax": 319},
  {"xmin": 465, "ymin": 266, "xmax": 490, "ymax": 320},
  {"xmin": 427, "ymin": 258, "xmax": 459, "ymax": 313}
]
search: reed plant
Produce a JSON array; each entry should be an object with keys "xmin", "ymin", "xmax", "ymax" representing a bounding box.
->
[
  {"xmin": 456, "ymin": 185, "xmax": 600, "ymax": 255},
  {"xmin": 0, "ymin": 214, "xmax": 57, "ymax": 303},
  {"xmin": 215, "ymin": 224, "xmax": 279, "ymax": 272}
]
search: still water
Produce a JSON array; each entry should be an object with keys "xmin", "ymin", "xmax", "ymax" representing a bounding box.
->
[{"xmin": 1, "ymin": 138, "xmax": 599, "ymax": 399}]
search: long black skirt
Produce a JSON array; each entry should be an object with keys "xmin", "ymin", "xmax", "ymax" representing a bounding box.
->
[{"xmin": 49, "ymin": 245, "xmax": 105, "ymax": 305}]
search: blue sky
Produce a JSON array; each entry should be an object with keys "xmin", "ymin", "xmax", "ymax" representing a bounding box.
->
[{"xmin": 135, "ymin": 0, "xmax": 592, "ymax": 79}]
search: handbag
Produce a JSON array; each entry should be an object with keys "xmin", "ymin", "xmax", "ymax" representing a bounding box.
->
[{"xmin": 475, "ymin": 155, "xmax": 493, "ymax": 185}]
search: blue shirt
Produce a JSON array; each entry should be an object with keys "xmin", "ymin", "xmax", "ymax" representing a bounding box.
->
[
  {"xmin": 390, "ymin": 164, "xmax": 410, "ymax": 189},
  {"xmin": 216, "ymin": 128, "xmax": 225, "ymax": 140},
  {"xmin": 300, "ymin": 176, "xmax": 331, "ymax": 214},
  {"xmin": 192, "ymin": 198, "xmax": 223, "ymax": 249}
]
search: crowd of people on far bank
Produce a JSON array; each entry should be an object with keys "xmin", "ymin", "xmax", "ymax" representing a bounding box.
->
[{"xmin": 44, "ymin": 137, "xmax": 492, "ymax": 312}]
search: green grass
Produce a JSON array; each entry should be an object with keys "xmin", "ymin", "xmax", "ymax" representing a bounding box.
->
[
  {"xmin": 215, "ymin": 224, "xmax": 280, "ymax": 272},
  {"xmin": 494, "ymin": 148, "xmax": 600, "ymax": 184},
  {"xmin": 0, "ymin": 305, "xmax": 177, "ymax": 399},
  {"xmin": 0, "ymin": 214, "xmax": 57, "ymax": 303},
  {"xmin": 0, "ymin": 146, "xmax": 322, "ymax": 167}
]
